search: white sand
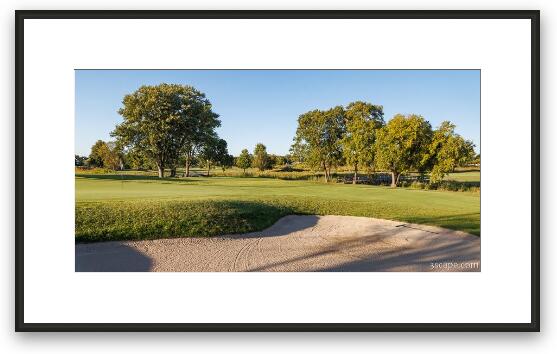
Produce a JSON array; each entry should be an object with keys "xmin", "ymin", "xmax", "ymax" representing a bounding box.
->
[{"xmin": 76, "ymin": 215, "xmax": 480, "ymax": 272}]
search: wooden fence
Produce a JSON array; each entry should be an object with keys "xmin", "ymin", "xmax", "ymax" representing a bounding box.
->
[{"xmin": 338, "ymin": 173, "xmax": 430, "ymax": 185}]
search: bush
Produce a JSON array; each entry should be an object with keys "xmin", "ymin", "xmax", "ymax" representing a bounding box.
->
[
  {"xmin": 396, "ymin": 178, "xmax": 479, "ymax": 192},
  {"xmin": 75, "ymin": 167, "xmax": 115, "ymax": 174},
  {"xmin": 433, "ymin": 180, "xmax": 480, "ymax": 193}
]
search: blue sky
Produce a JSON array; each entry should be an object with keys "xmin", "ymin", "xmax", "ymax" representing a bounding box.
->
[{"xmin": 75, "ymin": 70, "xmax": 480, "ymax": 156}]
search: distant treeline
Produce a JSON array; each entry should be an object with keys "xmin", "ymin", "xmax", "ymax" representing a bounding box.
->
[
  {"xmin": 75, "ymin": 83, "xmax": 479, "ymax": 187},
  {"xmin": 289, "ymin": 101, "xmax": 477, "ymax": 186},
  {"xmin": 75, "ymin": 141, "xmax": 291, "ymax": 176}
]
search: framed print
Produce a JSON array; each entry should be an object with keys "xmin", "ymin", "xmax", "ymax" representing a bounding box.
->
[{"xmin": 15, "ymin": 10, "xmax": 540, "ymax": 331}]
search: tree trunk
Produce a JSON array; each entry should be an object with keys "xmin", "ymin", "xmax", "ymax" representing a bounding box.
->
[
  {"xmin": 207, "ymin": 161, "xmax": 210, "ymax": 177},
  {"xmin": 353, "ymin": 163, "xmax": 358, "ymax": 184},
  {"xmin": 157, "ymin": 164, "xmax": 164, "ymax": 178},
  {"xmin": 170, "ymin": 167, "xmax": 176, "ymax": 177},
  {"xmin": 185, "ymin": 154, "xmax": 191, "ymax": 177},
  {"xmin": 391, "ymin": 171, "xmax": 398, "ymax": 188}
]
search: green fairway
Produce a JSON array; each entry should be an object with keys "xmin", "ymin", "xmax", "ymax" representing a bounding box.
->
[
  {"xmin": 444, "ymin": 170, "xmax": 480, "ymax": 183},
  {"xmin": 75, "ymin": 174, "xmax": 480, "ymax": 242}
]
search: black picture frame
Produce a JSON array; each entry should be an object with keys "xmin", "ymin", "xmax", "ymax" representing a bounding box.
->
[{"xmin": 15, "ymin": 10, "xmax": 540, "ymax": 332}]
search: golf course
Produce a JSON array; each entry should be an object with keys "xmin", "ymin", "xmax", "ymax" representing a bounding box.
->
[
  {"xmin": 74, "ymin": 71, "xmax": 480, "ymax": 272},
  {"xmin": 75, "ymin": 171, "xmax": 480, "ymax": 243}
]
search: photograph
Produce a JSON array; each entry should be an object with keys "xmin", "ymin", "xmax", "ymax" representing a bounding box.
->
[
  {"xmin": 74, "ymin": 69, "xmax": 481, "ymax": 272},
  {"xmin": 16, "ymin": 9, "xmax": 539, "ymax": 332}
]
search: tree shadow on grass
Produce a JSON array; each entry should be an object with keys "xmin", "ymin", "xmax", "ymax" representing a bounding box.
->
[
  {"xmin": 74, "ymin": 200, "xmax": 301, "ymax": 243},
  {"xmin": 76, "ymin": 174, "xmax": 196, "ymax": 184},
  {"xmin": 407, "ymin": 213, "xmax": 481, "ymax": 237},
  {"xmin": 76, "ymin": 174, "xmax": 315, "ymax": 189}
]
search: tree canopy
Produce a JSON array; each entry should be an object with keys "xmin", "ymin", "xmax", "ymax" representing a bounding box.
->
[
  {"xmin": 87, "ymin": 140, "xmax": 107, "ymax": 167},
  {"xmin": 111, "ymin": 83, "xmax": 220, "ymax": 178},
  {"xmin": 236, "ymin": 149, "xmax": 253, "ymax": 173},
  {"xmin": 253, "ymin": 143, "xmax": 270, "ymax": 171},
  {"xmin": 342, "ymin": 101, "xmax": 384, "ymax": 183},
  {"xmin": 86, "ymin": 140, "xmax": 121, "ymax": 170},
  {"xmin": 291, "ymin": 106, "xmax": 346, "ymax": 181},
  {"xmin": 374, "ymin": 114, "xmax": 433, "ymax": 187},
  {"xmin": 87, "ymin": 86, "xmax": 476, "ymax": 187},
  {"xmin": 426, "ymin": 121, "xmax": 476, "ymax": 183},
  {"xmin": 219, "ymin": 153, "xmax": 235, "ymax": 172},
  {"xmin": 199, "ymin": 137, "xmax": 229, "ymax": 176}
]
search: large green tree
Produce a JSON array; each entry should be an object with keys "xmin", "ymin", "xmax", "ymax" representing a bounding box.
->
[
  {"xmin": 101, "ymin": 141, "xmax": 123, "ymax": 170},
  {"xmin": 253, "ymin": 143, "xmax": 270, "ymax": 171},
  {"xmin": 219, "ymin": 153, "xmax": 235, "ymax": 172},
  {"xmin": 87, "ymin": 140, "xmax": 107, "ymax": 167},
  {"xmin": 124, "ymin": 148, "xmax": 155, "ymax": 170},
  {"xmin": 342, "ymin": 101, "xmax": 384, "ymax": 184},
  {"xmin": 111, "ymin": 83, "xmax": 220, "ymax": 178},
  {"xmin": 374, "ymin": 114, "xmax": 433, "ymax": 187},
  {"xmin": 199, "ymin": 137, "xmax": 229, "ymax": 176},
  {"xmin": 236, "ymin": 149, "xmax": 253, "ymax": 173},
  {"xmin": 426, "ymin": 121, "xmax": 476, "ymax": 183},
  {"xmin": 291, "ymin": 106, "xmax": 345, "ymax": 182},
  {"xmin": 86, "ymin": 140, "xmax": 121, "ymax": 170},
  {"xmin": 181, "ymin": 114, "xmax": 221, "ymax": 177},
  {"xmin": 273, "ymin": 155, "xmax": 286, "ymax": 167},
  {"xmin": 289, "ymin": 138, "xmax": 310, "ymax": 165}
]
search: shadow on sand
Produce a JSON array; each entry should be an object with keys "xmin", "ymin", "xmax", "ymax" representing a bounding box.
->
[
  {"xmin": 75, "ymin": 243, "xmax": 153, "ymax": 272},
  {"xmin": 246, "ymin": 221, "xmax": 479, "ymax": 272},
  {"xmin": 234, "ymin": 214, "xmax": 320, "ymax": 238},
  {"xmin": 75, "ymin": 215, "xmax": 480, "ymax": 272}
]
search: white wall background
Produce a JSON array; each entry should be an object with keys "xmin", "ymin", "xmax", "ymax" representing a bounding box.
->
[{"xmin": 1, "ymin": 0, "xmax": 554, "ymax": 353}]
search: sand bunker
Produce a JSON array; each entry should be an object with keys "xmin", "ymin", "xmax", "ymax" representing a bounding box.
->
[{"xmin": 75, "ymin": 215, "xmax": 480, "ymax": 272}]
